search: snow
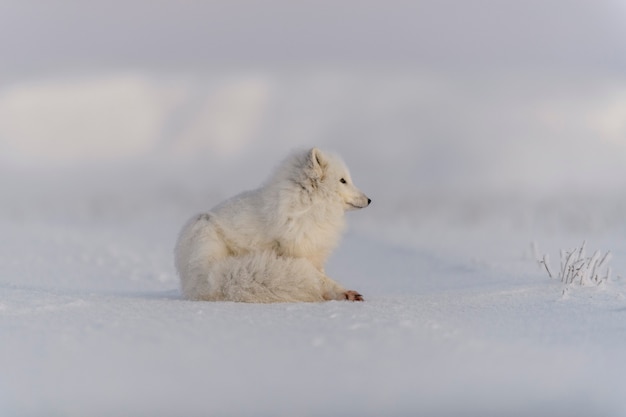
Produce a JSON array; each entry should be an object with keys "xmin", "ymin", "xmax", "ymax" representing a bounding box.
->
[
  {"xmin": 3, "ymin": 69, "xmax": 626, "ymax": 416},
  {"xmin": 2, "ymin": 216, "xmax": 626, "ymax": 417}
]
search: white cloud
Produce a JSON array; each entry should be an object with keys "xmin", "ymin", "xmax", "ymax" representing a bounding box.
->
[{"xmin": 0, "ymin": 75, "xmax": 166, "ymax": 165}]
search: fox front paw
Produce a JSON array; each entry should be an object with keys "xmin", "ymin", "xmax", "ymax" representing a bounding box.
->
[{"xmin": 344, "ymin": 290, "xmax": 364, "ymax": 301}]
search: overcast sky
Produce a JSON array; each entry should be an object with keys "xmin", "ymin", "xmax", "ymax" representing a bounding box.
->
[
  {"xmin": 2, "ymin": 1, "xmax": 626, "ymax": 195},
  {"xmin": 1, "ymin": 0, "xmax": 625, "ymax": 76}
]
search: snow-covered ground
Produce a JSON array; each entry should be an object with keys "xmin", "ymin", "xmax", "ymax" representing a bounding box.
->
[
  {"xmin": 2, "ymin": 182, "xmax": 626, "ymax": 417},
  {"xmin": 2, "ymin": 71, "xmax": 626, "ymax": 417},
  {"xmin": 3, "ymin": 181, "xmax": 626, "ymax": 417}
]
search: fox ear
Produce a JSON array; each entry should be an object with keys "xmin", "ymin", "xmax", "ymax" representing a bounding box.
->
[
  {"xmin": 307, "ymin": 147, "xmax": 326, "ymax": 180},
  {"xmin": 309, "ymin": 147, "xmax": 326, "ymax": 168}
]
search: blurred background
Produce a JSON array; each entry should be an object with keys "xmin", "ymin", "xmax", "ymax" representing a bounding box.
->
[{"xmin": 1, "ymin": 0, "xmax": 626, "ymax": 237}]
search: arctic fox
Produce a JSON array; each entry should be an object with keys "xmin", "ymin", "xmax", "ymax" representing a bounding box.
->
[{"xmin": 174, "ymin": 148, "xmax": 371, "ymax": 303}]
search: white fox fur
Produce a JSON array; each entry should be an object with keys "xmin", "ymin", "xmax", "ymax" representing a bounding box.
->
[{"xmin": 174, "ymin": 148, "xmax": 371, "ymax": 302}]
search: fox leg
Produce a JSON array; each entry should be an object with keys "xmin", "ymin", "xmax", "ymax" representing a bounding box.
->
[{"xmin": 321, "ymin": 275, "xmax": 364, "ymax": 302}]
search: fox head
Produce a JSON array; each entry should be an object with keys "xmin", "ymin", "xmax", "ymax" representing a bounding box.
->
[{"xmin": 304, "ymin": 148, "xmax": 371, "ymax": 211}]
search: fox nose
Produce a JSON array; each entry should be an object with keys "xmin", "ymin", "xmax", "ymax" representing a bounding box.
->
[{"xmin": 367, "ymin": 198, "xmax": 372, "ymax": 205}]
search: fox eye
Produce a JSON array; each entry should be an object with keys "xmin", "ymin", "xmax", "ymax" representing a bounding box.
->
[{"xmin": 340, "ymin": 178, "xmax": 347, "ymax": 184}]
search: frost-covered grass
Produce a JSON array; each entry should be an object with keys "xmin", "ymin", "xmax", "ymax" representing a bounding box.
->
[{"xmin": 536, "ymin": 241, "xmax": 614, "ymax": 286}]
